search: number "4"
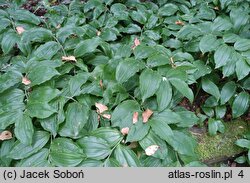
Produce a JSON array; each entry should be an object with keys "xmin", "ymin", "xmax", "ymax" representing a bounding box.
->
[{"xmin": 238, "ymin": 170, "xmax": 244, "ymax": 178}]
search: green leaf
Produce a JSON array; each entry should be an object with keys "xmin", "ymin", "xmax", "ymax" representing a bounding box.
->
[
  {"xmin": 77, "ymin": 136, "xmax": 111, "ymax": 160},
  {"xmin": 234, "ymin": 39, "xmax": 250, "ymax": 51},
  {"xmin": 14, "ymin": 114, "xmax": 34, "ymax": 145},
  {"xmin": 110, "ymin": 3, "xmax": 129, "ymax": 20},
  {"xmin": 21, "ymin": 28, "xmax": 53, "ymax": 43},
  {"xmin": 50, "ymin": 138, "xmax": 85, "ymax": 167},
  {"xmin": 140, "ymin": 69, "xmax": 161, "ymax": 102},
  {"xmin": 27, "ymin": 96, "xmax": 57, "ymax": 116},
  {"xmin": 111, "ymin": 100, "xmax": 140, "ymax": 128},
  {"xmin": 230, "ymin": 8, "xmax": 249, "ymax": 30},
  {"xmin": 147, "ymin": 54, "xmax": 170, "ymax": 67},
  {"xmin": 212, "ymin": 16, "xmax": 233, "ymax": 31},
  {"xmin": 126, "ymin": 121, "xmax": 150, "ymax": 142},
  {"xmin": 199, "ymin": 34, "xmax": 220, "ymax": 53},
  {"xmin": 34, "ymin": 41, "xmax": 60, "ymax": 60},
  {"xmin": 114, "ymin": 144, "xmax": 141, "ymax": 167},
  {"xmin": 156, "ymin": 78, "xmax": 172, "ymax": 111},
  {"xmin": 1, "ymin": 31, "xmax": 19, "ymax": 54},
  {"xmin": 59, "ymin": 102, "xmax": 89, "ymax": 138},
  {"xmin": 121, "ymin": 24, "xmax": 141, "ymax": 34},
  {"xmin": 78, "ymin": 159, "xmax": 103, "ymax": 167},
  {"xmin": 220, "ymin": 81, "xmax": 236, "ymax": 105},
  {"xmin": 0, "ymin": 139, "xmax": 15, "ymax": 166},
  {"xmin": 167, "ymin": 131, "xmax": 197, "ymax": 156},
  {"xmin": 28, "ymin": 86, "xmax": 61, "ymax": 103},
  {"xmin": 235, "ymin": 139, "xmax": 250, "ymax": 149},
  {"xmin": 74, "ymin": 37, "xmax": 101, "ymax": 57},
  {"xmin": 150, "ymin": 109, "xmax": 181, "ymax": 124},
  {"xmin": 139, "ymin": 130, "xmax": 168, "ymax": 159},
  {"xmin": 8, "ymin": 131, "xmax": 50, "ymax": 159},
  {"xmin": 134, "ymin": 45, "xmax": 155, "ymax": 59},
  {"xmin": 0, "ymin": 71, "xmax": 22, "ymax": 94},
  {"xmin": 28, "ymin": 65, "xmax": 60, "ymax": 86},
  {"xmin": 116, "ymin": 58, "xmax": 143, "ymax": 83},
  {"xmin": 17, "ymin": 148, "xmax": 49, "ymax": 167},
  {"xmin": 236, "ymin": 59, "xmax": 250, "ymax": 80},
  {"xmin": 232, "ymin": 92, "xmax": 249, "ymax": 118},
  {"xmin": 149, "ymin": 119, "xmax": 173, "ymax": 142},
  {"xmin": 214, "ymin": 44, "xmax": 232, "ymax": 68},
  {"xmin": 208, "ymin": 119, "xmax": 225, "ymax": 136},
  {"xmin": 69, "ymin": 72, "xmax": 89, "ymax": 96},
  {"xmin": 176, "ymin": 111, "xmax": 199, "ymax": 128},
  {"xmin": 202, "ymin": 78, "xmax": 220, "ymax": 101},
  {"xmin": 12, "ymin": 9, "xmax": 40, "ymax": 25},
  {"xmin": 90, "ymin": 127, "xmax": 123, "ymax": 147},
  {"xmin": 158, "ymin": 3, "xmax": 178, "ymax": 16},
  {"xmin": 169, "ymin": 78, "xmax": 194, "ymax": 103}
]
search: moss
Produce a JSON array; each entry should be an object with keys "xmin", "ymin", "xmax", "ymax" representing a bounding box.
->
[{"xmin": 195, "ymin": 120, "xmax": 249, "ymax": 163}]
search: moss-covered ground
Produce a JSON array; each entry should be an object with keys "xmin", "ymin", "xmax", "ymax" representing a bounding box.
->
[{"xmin": 195, "ymin": 121, "xmax": 249, "ymax": 164}]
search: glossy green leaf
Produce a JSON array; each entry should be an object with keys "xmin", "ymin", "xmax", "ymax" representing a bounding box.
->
[
  {"xmin": 8, "ymin": 131, "xmax": 50, "ymax": 159},
  {"xmin": 232, "ymin": 92, "xmax": 249, "ymax": 118},
  {"xmin": 50, "ymin": 138, "xmax": 85, "ymax": 167},
  {"xmin": 158, "ymin": 3, "xmax": 178, "ymax": 16},
  {"xmin": 236, "ymin": 59, "xmax": 250, "ymax": 80},
  {"xmin": 114, "ymin": 144, "xmax": 141, "ymax": 167},
  {"xmin": 149, "ymin": 119, "xmax": 173, "ymax": 142},
  {"xmin": 208, "ymin": 119, "xmax": 225, "ymax": 136},
  {"xmin": 0, "ymin": 71, "xmax": 22, "ymax": 94},
  {"xmin": 1, "ymin": 31, "xmax": 19, "ymax": 54},
  {"xmin": 27, "ymin": 102, "xmax": 57, "ymax": 119},
  {"xmin": 202, "ymin": 78, "xmax": 220, "ymax": 101},
  {"xmin": 126, "ymin": 121, "xmax": 150, "ymax": 142},
  {"xmin": 12, "ymin": 9, "xmax": 41, "ymax": 25},
  {"xmin": 199, "ymin": 34, "xmax": 220, "ymax": 53},
  {"xmin": 34, "ymin": 41, "xmax": 60, "ymax": 60},
  {"xmin": 220, "ymin": 81, "xmax": 236, "ymax": 105},
  {"xmin": 235, "ymin": 139, "xmax": 250, "ymax": 149},
  {"xmin": 156, "ymin": 78, "xmax": 172, "ymax": 111},
  {"xmin": 77, "ymin": 136, "xmax": 111, "ymax": 160},
  {"xmin": 14, "ymin": 114, "xmax": 34, "ymax": 145},
  {"xmin": 74, "ymin": 37, "xmax": 102, "ymax": 57},
  {"xmin": 90, "ymin": 127, "xmax": 123, "ymax": 147},
  {"xmin": 59, "ymin": 102, "xmax": 89, "ymax": 138},
  {"xmin": 212, "ymin": 16, "xmax": 233, "ymax": 31},
  {"xmin": 116, "ymin": 58, "xmax": 143, "ymax": 83},
  {"xmin": 169, "ymin": 78, "xmax": 194, "ymax": 103},
  {"xmin": 140, "ymin": 69, "xmax": 161, "ymax": 102},
  {"xmin": 214, "ymin": 44, "xmax": 232, "ymax": 68}
]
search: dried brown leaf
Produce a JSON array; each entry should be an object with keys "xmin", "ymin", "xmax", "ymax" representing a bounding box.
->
[
  {"xmin": 145, "ymin": 145, "xmax": 159, "ymax": 156},
  {"xmin": 102, "ymin": 114, "xmax": 111, "ymax": 120},
  {"xmin": 133, "ymin": 112, "xmax": 139, "ymax": 124},
  {"xmin": 95, "ymin": 103, "xmax": 108, "ymax": 114},
  {"xmin": 16, "ymin": 26, "xmax": 25, "ymax": 34},
  {"xmin": 120, "ymin": 127, "xmax": 129, "ymax": 135},
  {"xmin": 131, "ymin": 37, "xmax": 140, "ymax": 50},
  {"xmin": 22, "ymin": 77, "xmax": 31, "ymax": 85},
  {"xmin": 142, "ymin": 109, "xmax": 153, "ymax": 123},
  {"xmin": 0, "ymin": 131, "xmax": 12, "ymax": 141},
  {"xmin": 62, "ymin": 56, "xmax": 77, "ymax": 62}
]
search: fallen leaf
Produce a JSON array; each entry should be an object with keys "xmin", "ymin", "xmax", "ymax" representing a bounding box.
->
[
  {"xmin": 62, "ymin": 56, "xmax": 77, "ymax": 62},
  {"xmin": 56, "ymin": 24, "xmax": 61, "ymax": 29},
  {"xmin": 132, "ymin": 37, "xmax": 140, "ymax": 50},
  {"xmin": 142, "ymin": 109, "xmax": 153, "ymax": 123},
  {"xmin": 22, "ymin": 76, "xmax": 31, "ymax": 85},
  {"xmin": 99, "ymin": 80, "xmax": 103, "ymax": 88},
  {"xmin": 121, "ymin": 127, "xmax": 129, "ymax": 135},
  {"xmin": 16, "ymin": 26, "xmax": 25, "ymax": 34},
  {"xmin": 95, "ymin": 103, "xmax": 108, "ymax": 114},
  {"xmin": 133, "ymin": 112, "xmax": 139, "ymax": 124},
  {"xmin": 175, "ymin": 20, "xmax": 184, "ymax": 26},
  {"xmin": 0, "ymin": 131, "xmax": 12, "ymax": 141},
  {"xmin": 145, "ymin": 145, "xmax": 159, "ymax": 156},
  {"xmin": 97, "ymin": 31, "xmax": 101, "ymax": 36},
  {"xmin": 102, "ymin": 114, "xmax": 111, "ymax": 119}
]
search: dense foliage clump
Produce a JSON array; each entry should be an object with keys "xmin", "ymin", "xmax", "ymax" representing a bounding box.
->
[{"xmin": 0, "ymin": 0, "xmax": 249, "ymax": 167}]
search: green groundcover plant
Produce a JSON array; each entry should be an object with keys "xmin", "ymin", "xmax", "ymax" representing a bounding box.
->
[{"xmin": 0, "ymin": 0, "xmax": 249, "ymax": 167}]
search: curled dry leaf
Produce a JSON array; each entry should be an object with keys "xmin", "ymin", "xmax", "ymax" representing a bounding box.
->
[
  {"xmin": 142, "ymin": 109, "xmax": 153, "ymax": 123},
  {"xmin": 62, "ymin": 56, "xmax": 77, "ymax": 62},
  {"xmin": 131, "ymin": 37, "xmax": 140, "ymax": 50},
  {"xmin": 102, "ymin": 114, "xmax": 111, "ymax": 120},
  {"xmin": 16, "ymin": 26, "xmax": 25, "ymax": 34},
  {"xmin": 120, "ymin": 127, "xmax": 129, "ymax": 135},
  {"xmin": 97, "ymin": 31, "xmax": 101, "ymax": 36},
  {"xmin": 175, "ymin": 20, "xmax": 184, "ymax": 26},
  {"xmin": 0, "ymin": 131, "xmax": 12, "ymax": 141},
  {"xmin": 22, "ymin": 76, "xmax": 31, "ymax": 85},
  {"xmin": 133, "ymin": 112, "xmax": 139, "ymax": 124},
  {"xmin": 95, "ymin": 103, "xmax": 108, "ymax": 114},
  {"xmin": 145, "ymin": 145, "xmax": 159, "ymax": 156},
  {"xmin": 99, "ymin": 80, "xmax": 103, "ymax": 89}
]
